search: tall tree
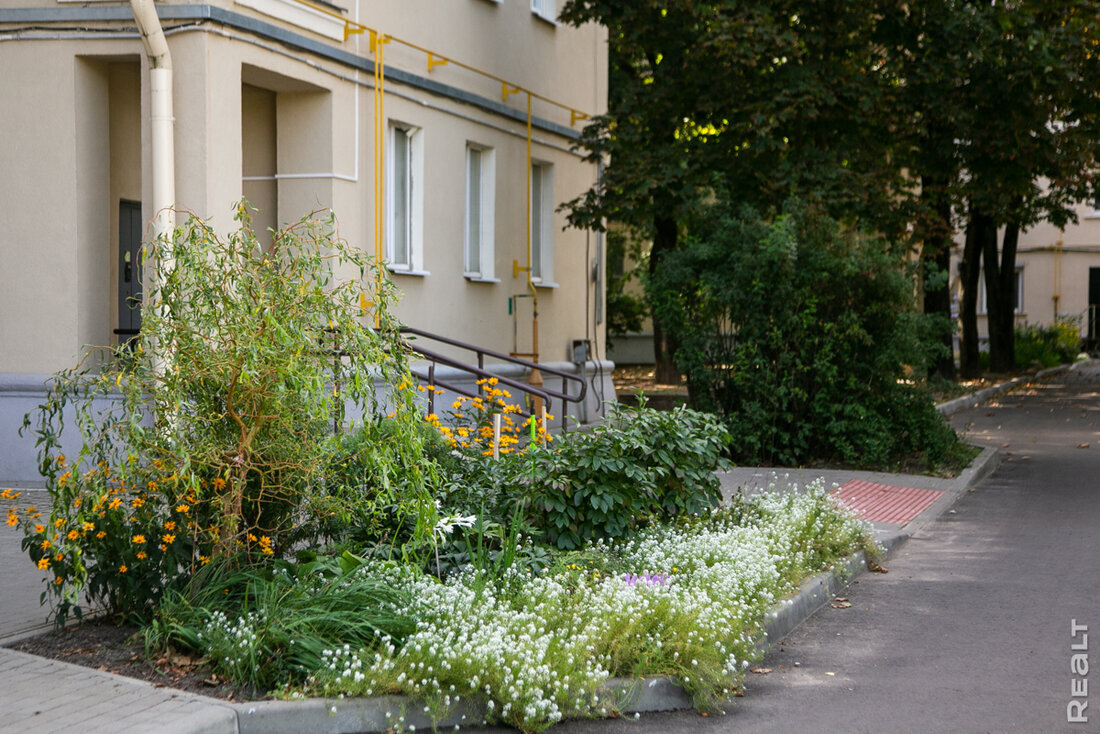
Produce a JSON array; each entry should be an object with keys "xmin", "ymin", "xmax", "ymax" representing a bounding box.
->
[{"xmin": 561, "ymin": 1, "xmax": 904, "ymax": 380}]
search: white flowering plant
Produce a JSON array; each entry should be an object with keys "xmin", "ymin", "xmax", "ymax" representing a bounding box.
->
[{"xmin": 297, "ymin": 482, "xmax": 875, "ymax": 732}]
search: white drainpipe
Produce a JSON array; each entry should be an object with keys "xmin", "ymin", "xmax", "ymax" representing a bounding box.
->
[{"xmin": 129, "ymin": 0, "xmax": 175, "ymax": 241}]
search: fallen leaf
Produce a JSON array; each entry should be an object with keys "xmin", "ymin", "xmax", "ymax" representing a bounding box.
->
[
  {"xmin": 868, "ymin": 562, "xmax": 888, "ymax": 573},
  {"xmin": 1078, "ymin": 443, "xmax": 1090, "ymax": 449},
  {"xmin": 829, "ymin": 601, "xmax": 852, "ymax": 609},
  {"xmin": 834, "ymin": 596, "xmax": 848, "ymax": 602},
  {"xmin": 700, "ymin": 712, "xmax": 709, "ymax": 717},
  {"xmin": 750, "ymin": 667, "xmax": 773, "ymax": 674},
  {"xmin": 1001, "ymin": 443, "xmax": 1010, "ymax": 448}
]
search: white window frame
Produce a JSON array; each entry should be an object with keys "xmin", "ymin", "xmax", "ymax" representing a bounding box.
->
[
  {"xmin": 530, "ymin": 161, "xmax": 554, "ymax": 285},
  {"xmin": 530, "ymin": 0, "xmax": 557, "ymax": 24},
  {"xmin": 386, "ymin": 122, "xmax": 426, "ymax": 274},
  {"xmin": 978, "ymin": 266, "xmax": 1023, "ymax": 315},
  {"xmin": 464, "ymin": 144, "xmax": 496, "ymax": 281}
]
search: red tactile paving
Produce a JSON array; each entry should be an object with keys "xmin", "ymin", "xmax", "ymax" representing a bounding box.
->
[{"xmin": 829, "ymin": 480, "xmax": 943, "ymax": 525}]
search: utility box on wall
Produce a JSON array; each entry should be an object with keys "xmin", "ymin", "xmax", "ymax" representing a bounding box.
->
[{"xmin": 569, "ymin": 339, "xmax": 590, "ymax": 364}]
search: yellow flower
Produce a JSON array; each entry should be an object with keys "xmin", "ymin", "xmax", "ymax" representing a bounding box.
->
[
  {"xmin": 199, "ymin": 555, "xmax": 210, "ymax": 566},
  {"xmin": 40, "ymin": 539, "xmax": 51, "ymax": 551},
  {"xmin": 54, "ymin": 576, "xmax": 63, "ymax": 586},
  {"xmin": 55, "ymin": 518, "xmax": 65, "ymax": 529},
  {"xmin": 247, "ymin": 533, "xmax": 257, "ymax": 543},
  {"xmin": 164, "ymin": 521, "xmax": 176, "ymax": 531},
  {"xmin": 56, "ymin": 454, "xmax": 67, "ymax": 466},
  {"xmin": 66, "ymin": 530, "xmax": 79, "ymax": 541},
  {"xmin": 95, "ymin": 531, "xmax": 106, "ymax": 539},
  {"xmin": 34, "ymin": 523, "xmax": 44, "ymax": 534},
  {"xmin": 108, "ymin": 498, "xmax": 122, "ymax": 511},
  {"xmin": 159, "ymin": 544, "xmax": 167, "ymax": 552},
  {"xmin": 131, "ymin": 497, "xmax": 144, "ymax": 508},
  {"xmin": 118, "ymin": 565, "xmax": 127, "ymax": 573},
  {"xmin": 37, "ymin": 558, "xmax": 49, "ymax": 570},
  {"xmin": 81, "ymin": 521, "xmax": 95, "ymax": 532},
  {"xmin": 175, "ymin": 504, "xmax": 190, "ymax": 514},
  {"xmin": 162, "ymin": 533, "xmax": 175, "ymax": 544},
  {"xmin": 54, "ymin": 552, "xmax": 63, "ymax": 561},
  {"xmin": 136, "ymin": 551, "xmax": 147, "ymax": 560},
  {"xmin": 6, "ymin": 510, "xmax": 17, "ymax": 527},
  {"xmin": 132, "ymin": 534, "xmax": 146, "ymax": 544},
  {"xmin": 212, "ymin": 478, "xmax": 226, "ymax": 491}
]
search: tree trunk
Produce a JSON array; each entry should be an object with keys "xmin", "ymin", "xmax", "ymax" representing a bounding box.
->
[
  {"xmin": 919, "ymin": 175, "xmax": 956, "ymax": 380},
  {"xmin": 983, "ymin": 222, "xmax": 1019, "ymax": 373},
  {"xmin": 650, "ymin": 213, "xmax": 681, "ymax": 384},
  {"xmin": 959, "ymin": 208, "xmax": 992, "ymax": 378}
]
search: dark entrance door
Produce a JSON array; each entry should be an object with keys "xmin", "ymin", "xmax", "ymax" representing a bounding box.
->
[
  {"xmin": 1089, "ymin": 267, "xmax": 1100, "ymax": 348},
  {"xmin": 118, "ymin": 201, "xmax": 142, "ymax": 342}
]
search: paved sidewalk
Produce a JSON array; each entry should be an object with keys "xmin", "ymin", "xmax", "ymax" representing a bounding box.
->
[{"xmin": 0, "ymin": 369, "xmax": 1046, "ymax": 734}]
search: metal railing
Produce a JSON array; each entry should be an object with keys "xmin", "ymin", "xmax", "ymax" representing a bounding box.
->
[{"xmin": 400, "ymin": 326, "xmax": 586, "ymax": 426}]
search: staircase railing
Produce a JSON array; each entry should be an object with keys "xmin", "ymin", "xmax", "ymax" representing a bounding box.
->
[{"xmin": 400, "ymin": 326, "xmax": 586, "ymax": 426}]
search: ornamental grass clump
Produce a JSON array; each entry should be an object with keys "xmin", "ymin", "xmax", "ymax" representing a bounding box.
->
[{"xmin": 11, "ymin": 206, "xmax": 439, "ymax": 624}]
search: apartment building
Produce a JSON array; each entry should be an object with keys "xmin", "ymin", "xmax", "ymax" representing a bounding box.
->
[{"xmin": 0, "ymin": 0, "xmax": 611, "ymax": 486}]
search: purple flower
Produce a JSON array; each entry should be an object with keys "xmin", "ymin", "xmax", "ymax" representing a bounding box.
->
[{"xmin": 624, "ymin": 572, "xmax": 669, "ymax": 586}]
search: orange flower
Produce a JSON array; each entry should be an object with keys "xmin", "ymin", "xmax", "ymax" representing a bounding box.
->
[
  {"xmin": 132, "ymin": 534, "xmax": 146, "ymax": 544},
  {"xmin": 118, "ymin": 565, "xmax": 127, "ymax": 573},
  {"xmin": 136, "ymin": 551, "xmax": 147, "ymax": 560},
  {"xmin": 66, "ymin": 530, "xmax": 79, "ymax": 541},
  {"xmin": 54, "ymin": 576, "xmax": 63, "ymax": 586},
  {"xmin": 164, "ymin": 521, "xmax": 176, "ymax": 531},
  {"xmin": 37, "ymin": 558, "xmax": 49, "ymax": 570}
]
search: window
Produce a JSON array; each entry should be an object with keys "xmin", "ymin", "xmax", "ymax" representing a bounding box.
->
[
  {"xmin": 530, "ymin": 162, "xmax": 553, "ymax": 283},
  {"xmin": 978, "ymin": 267, "xmax": 1023, "ymax": 314},
  {"xmin": 530, "ymin": 0, "xmax": 556, "ymax": 23},
  {"xmin": 465, "ymin": 145, "xmax": 496, "ymax": 279},
  {"xmin": 387, "ymin": 123, "xmax": 425, "ymax": 273}
]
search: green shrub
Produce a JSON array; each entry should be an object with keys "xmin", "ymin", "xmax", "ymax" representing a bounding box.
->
[
  {"xmin": 651, "ymin": 199, "xmax": 964, "ymax": 470},
  {"xmin": 527, "ymin": 401, "xmax": 731, "ymax": 549},
  {"xmin": 1014, "ymin": 317, "xmax": 1081, "ymax": 368},
  {"xmin": 12, "ymin": 206, "xmax": 438, "ymax": 624}
]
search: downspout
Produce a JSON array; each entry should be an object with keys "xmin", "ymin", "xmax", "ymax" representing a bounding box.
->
[{"xmin": 130, "ymin": 0, "xmax": 175, "ymax": 241}]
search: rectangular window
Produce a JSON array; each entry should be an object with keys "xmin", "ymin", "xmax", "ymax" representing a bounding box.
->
[
  {"xmin": 465, "ymin": 145, "xmax": 495, "ymax": 278},
  {"xmin": 530, "ymin": 162, "xmax": 553, "ymax": 283},
  {"xmin": 530, "ymin": 0, "xmax": 556, "ymax": 22},
  {"xmin": 387, "ymin": 123, "xmax": 423, "ymax": 272},
  {"xmin": 978, "ymin": 267, "xmax": 1023, "ymax": 314}
]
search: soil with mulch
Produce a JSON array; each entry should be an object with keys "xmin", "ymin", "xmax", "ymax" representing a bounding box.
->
[{"xmin": 9, "ymin": 618, "xmax": 268, "ymax": 702}]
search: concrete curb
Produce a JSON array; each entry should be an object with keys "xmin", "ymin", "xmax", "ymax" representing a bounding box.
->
[{"xmin": 936, "ymin": 363, "xmax": 1072, "ymax": 416}]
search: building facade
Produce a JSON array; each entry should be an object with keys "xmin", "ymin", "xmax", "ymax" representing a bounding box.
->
[{"xmin": 0, "ymin": 0, "xmax": 611, "ymax": 487}]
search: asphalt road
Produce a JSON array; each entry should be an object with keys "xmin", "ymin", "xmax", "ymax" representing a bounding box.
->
[{"xmin": 480, "ymin": 363, "xmax": 1100, "ymax": 734}]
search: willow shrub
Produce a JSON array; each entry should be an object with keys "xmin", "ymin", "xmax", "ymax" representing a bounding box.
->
[
  {"xmin": 651, "ymin": 200, "xmax": 968, "ymax": 470},
  {"xmin": 13, "ymin": 207, "xmax": 438, "ymax": 624}
]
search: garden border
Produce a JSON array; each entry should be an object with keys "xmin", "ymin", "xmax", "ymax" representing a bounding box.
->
[{"xmin": 226, "ymin": 541, "xmax": 904, "ymax": 732}]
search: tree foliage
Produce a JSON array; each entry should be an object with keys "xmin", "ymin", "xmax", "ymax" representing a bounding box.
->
[{"xmin": 651, "ymin": 200, "xmax": 966, "ymax": 469}]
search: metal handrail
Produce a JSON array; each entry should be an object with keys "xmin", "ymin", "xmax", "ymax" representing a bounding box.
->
[{"xmin": 400, "ymin": 326, "xmax": 586, "ymax": 421}]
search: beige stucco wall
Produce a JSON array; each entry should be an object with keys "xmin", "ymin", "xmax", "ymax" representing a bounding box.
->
[{"xmin": 0, "ymin": 1, "xmax": 606, "ymax": 376}]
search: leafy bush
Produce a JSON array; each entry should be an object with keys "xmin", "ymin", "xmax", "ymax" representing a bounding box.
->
[
  {"xmin": 651, "ymin": 199, "xmax": 966, "ymax": 470},
  {"xmin": 528, "ymin": 401, "xmax": 730, "ymax": 549},
  {"xmin": 12, "ymin": 207, "xmax": 438, "ymax": 623},
  {"xmin": 1014, "ymin": 317, "xmax": 1081, "ymax": 368}
]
